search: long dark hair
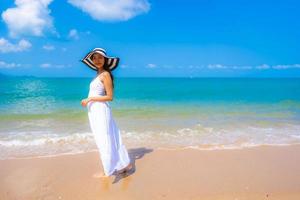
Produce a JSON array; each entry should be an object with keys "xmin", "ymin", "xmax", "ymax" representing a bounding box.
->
[{"xmin": 91, "ymin": 54, "xmax": 114, "ymax": 88}]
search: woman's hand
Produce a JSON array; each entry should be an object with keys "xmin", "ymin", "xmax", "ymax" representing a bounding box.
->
[{"xmin": 81, "ymin": 98, "xmax": 91, "ymax": 107}]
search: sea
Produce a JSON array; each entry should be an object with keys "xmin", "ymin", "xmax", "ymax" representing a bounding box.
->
[{"xmin": 1, "ymin": 76, "xmax": 300, "ymax": 159}]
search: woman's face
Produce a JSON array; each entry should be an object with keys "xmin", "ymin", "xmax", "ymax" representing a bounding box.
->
[{"xmin": 91, "ymin": 53, "xmax": 105, "ymax": 68}]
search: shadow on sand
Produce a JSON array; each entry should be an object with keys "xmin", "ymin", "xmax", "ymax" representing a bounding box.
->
[{"xmin": 111, "ymin": 147, "xmax": 153, "ymax": 184}]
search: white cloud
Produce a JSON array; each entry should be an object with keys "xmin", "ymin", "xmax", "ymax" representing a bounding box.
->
[
  {"xmin": 68, "ymin": 0, "xmax": 150, "ymax": 22},
  {"xmin": 0, "ymin": 37, "xmax": 32, "ymax": 53},
  {"xmin": 1, "ymin": 0, "xmax": 55, "ymax": 38},
  {"xmin": 188, "ymin": 65, "xmax": 203, "ymax": 69},
  {"xmin": 43, "ymin": 44, "xmax": 55, "ymax": 50},
  {"xmin": 68, "ymin": 29, "xmax": 79, "ymax": 40},
  {"xmin": 116, "ymin": 64, "xmax": 300, "ymax": 70},
  {"xmin": 40, "ymin": 63, "xmax": 71, "ymax": 68},
  {"xmin": 0, "ymin": 61, "xmax": 21, "ymax": 69},
  {"xmin": 162, "ymin": 65, "xmax": 173, "ymax": 69},
  {"xmin": 256, "ymin": 64, "xmax": 270, "ymax": 70},
  {"xmin": 207, "ymin": 64, "xmax": 227, "ymax": 69},
  {"xmin": 231, "ymin": 65, "xmax": 252, "ymax": 70},
  {"xmin": 40, "ymin": 63, "xmax": 51, "ymax": 68},
  {"xmin": 206, "ymin": 64, "xmax": 300, "ymax": 70},
  {"xmin": 272, "ymin": 64, "xmax": 300, "ymax": 70},
  {"xmin": 0, "ymin": 60, "xmax": 29, "ymax": 69},
  {"xmin": 146, "ymin": 63, "xmax": 156, "ymax": 68},
  {"xmin": 120, "ymin": 64, "xmax": 128, "ymax": 68}
]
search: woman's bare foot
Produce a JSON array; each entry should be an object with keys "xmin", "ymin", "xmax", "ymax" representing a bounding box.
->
[{"xmin": 93, "ymin": 171, "xmax": 109, "ymax": 178}]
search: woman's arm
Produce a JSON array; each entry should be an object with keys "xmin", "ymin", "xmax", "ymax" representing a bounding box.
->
[{"xmin": 88, "ymin": 72, "xmax": 113, "ymax": 102}]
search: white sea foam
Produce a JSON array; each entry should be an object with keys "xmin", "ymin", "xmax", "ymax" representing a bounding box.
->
[{"xmin": 1, "ymin": 123, "xmax": 300, "ymax": 159}]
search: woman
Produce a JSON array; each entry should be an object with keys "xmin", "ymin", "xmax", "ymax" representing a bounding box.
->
[{"xmin": 80, "ymin": 47, "xmax": 133, "ymax": 178}]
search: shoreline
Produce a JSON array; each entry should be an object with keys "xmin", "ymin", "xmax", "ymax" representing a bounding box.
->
[
  {"xmin": 1, "ymin": 144, "xmax": 300, "ymax": 199},
  {"xmin": 1, "ymin": 142, "xmax": 300, "ymax": 161}
]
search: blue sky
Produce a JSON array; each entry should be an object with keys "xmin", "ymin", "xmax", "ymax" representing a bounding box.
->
[{"xmin": 0, "ymin": 0, "xmax": 300, "ymax": 77}]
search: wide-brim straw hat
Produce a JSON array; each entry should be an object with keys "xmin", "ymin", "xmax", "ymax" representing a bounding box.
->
[{"xmin": 80, "ymin": 48, "xmax": 120, "ymax": 71}]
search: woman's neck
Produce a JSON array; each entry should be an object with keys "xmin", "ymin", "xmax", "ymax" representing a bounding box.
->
[{"xmin": 97, "ymin": 69, "xmax": 105, "ymax": 74}]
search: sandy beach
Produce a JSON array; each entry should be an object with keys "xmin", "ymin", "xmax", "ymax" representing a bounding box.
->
[{"xmin": 1, "ymin": 144, "xmax": 300, "ymax": 200}]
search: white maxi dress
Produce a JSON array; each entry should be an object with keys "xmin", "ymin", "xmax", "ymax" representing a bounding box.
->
[{"xmin": 87, "ymin": 75, "xmax": 130, "ymax": 176}]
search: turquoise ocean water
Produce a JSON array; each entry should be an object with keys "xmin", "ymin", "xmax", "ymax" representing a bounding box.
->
[{"xmin": 1, "ymin": 77, "xmax": 300, "ymax": 159}]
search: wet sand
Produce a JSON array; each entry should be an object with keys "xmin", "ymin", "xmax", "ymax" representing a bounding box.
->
[{"xmin": 1, "ymin": 144, "xmax": 300, "ymax": 200}]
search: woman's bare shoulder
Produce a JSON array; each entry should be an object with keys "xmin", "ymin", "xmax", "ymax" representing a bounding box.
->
[
  {"xmin": 101, "ymin": 71, "xmax": 111, "ymax": 79},
  {"xmin": 97, "ymin": 71, "xmax": 110, "ymax": 81}
]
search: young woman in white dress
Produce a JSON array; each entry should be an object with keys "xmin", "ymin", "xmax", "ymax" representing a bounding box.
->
[{"xmin": 80, "ymin": 48, "xmax": 133, "ymax": 178}]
